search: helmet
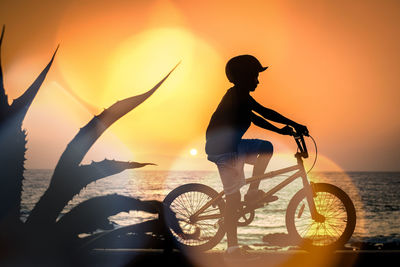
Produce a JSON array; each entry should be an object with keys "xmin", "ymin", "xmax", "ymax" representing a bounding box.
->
[{"xmin": 225, "ymin": 55, "xmax": 268, "ymax": 83}]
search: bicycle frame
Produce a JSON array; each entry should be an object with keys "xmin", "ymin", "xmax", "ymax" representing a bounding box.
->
[{"xmin": 191, "ymin": 135, "xmax": 323, "ymax": 223}]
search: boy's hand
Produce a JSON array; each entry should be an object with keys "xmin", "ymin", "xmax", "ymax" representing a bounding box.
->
[
  {"xmin": 280, "ymin": 125, "xmax": 294, "ymax": 136},
  {"xmin": 294, "ymin": 124, "xmax": 309, "ymax": 136}
]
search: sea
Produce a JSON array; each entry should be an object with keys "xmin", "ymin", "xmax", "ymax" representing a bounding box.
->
[{"xmin": 21, "ymin": 170, "xmax": 400, "ymax": 250}]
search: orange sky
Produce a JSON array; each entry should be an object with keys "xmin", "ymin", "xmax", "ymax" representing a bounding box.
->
[{"xmin": 0, "ymin": 0, "xmax": 399, "ymax": 171}]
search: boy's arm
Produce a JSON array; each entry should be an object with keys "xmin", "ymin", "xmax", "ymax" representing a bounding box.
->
[
  {"xmin": 250, "ymin": 97, "xmax": 308, "ymax": 135},
  {"xmin": 251, "ymin": 112, "xmax": 293, "ymax": 135}
]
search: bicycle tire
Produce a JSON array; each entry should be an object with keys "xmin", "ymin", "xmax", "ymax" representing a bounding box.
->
[
  {"xmin": 163, "ymin": 183, "xmax": 226, "ymax": 251},
  {"xmin": 285, "ymin": 183, "xmax": 356, "ymax": 250}
]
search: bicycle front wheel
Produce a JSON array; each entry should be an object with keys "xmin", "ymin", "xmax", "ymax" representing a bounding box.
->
[
  {"xmin": 163, "ymin": 183, "xmax": 225, "ymax": 251},
  {"xmin": 286, "ymin": 183, "xmax": 356, "ymax": 250}
]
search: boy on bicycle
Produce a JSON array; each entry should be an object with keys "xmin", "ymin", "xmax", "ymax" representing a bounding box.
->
[{"xmin": 205, "ymin": 55, "xmax": 308, "ymax": 257}]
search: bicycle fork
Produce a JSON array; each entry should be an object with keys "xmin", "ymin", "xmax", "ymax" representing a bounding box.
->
[{"xmin": 297, "ymin": 155, "xmax": 325, "ymax": 223}]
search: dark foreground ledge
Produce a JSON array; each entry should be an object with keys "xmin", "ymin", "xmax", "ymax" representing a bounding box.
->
[{"xmin": 86, "ymin": 248, "xmax": 400, "ymax": 267}]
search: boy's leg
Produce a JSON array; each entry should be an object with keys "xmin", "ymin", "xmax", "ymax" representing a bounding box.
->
[
  {"xmin": 237, "ymin": 139, "xmax": 276, "ymax": 202},
  {"xmin": 238, "ymin": 140, "xmax": 273, "ymax": 193},
  {"xmin": 225, "ymin": 191, "xmax": 241, "ymax": 248},
  {"xmin": 208, "ymin": 153, "xmax": 245, "ymax": 250},
  {"xmin": 247, "ymin": 152, "xmax": 272, "ymax": 193}
]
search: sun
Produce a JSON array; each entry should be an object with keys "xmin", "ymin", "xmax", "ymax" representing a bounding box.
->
[
  {"xmin": 101, "ymin": 27, "xmax": 224, "ymax": 150},
  {"xmin": 190, "ymin": 148, "xmax": 198, "ymax": 156}
]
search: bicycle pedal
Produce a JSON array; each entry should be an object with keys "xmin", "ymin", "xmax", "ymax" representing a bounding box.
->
[
  {"xmin": 265, "ymin": 195, "xmax": 279, "ymax": 203},
  {"xmin": 244, "ymin": 195, "xmax": 278, "ymax": 208}
]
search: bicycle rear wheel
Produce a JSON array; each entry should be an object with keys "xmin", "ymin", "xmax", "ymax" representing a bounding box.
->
[
  {"xmin": 163, "ymin": 183, "xmax": 225, "ymax": 251},
  {"xmin": 286, "ymin": 183, "xmax": 356, "ymax": 250}
]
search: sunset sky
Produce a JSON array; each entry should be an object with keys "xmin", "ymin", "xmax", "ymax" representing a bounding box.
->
[{"xmin": 1, "ymin": 0, "xmax": 399, "ymax": 171}]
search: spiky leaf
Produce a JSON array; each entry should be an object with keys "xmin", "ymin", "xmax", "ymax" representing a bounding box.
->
[
  {"xmin": 27, "ymin": 63, "xmax": 179, "ymax": 226},
  {"xmin": 56, "ymin": 194, "xmax": 162, "ymax": 236}
]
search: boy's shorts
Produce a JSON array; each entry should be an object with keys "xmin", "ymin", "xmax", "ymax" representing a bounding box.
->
[{"xmin": 207, "ymin": 139, "xmax": 273, "ymax": 195}]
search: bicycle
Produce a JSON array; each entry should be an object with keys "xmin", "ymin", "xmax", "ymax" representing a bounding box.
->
[{"xmin": 163, "ymin": 133, "xmax": 356, "ymax": 251}]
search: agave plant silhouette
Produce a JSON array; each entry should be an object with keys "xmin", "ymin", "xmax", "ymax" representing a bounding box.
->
[{"xmin": 0, "ymin": 26, "xmax": 181, "ymax": 264}]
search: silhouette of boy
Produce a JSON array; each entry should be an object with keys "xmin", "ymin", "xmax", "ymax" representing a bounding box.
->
[{"xmin": 205, "ymin": 55, "xmax": 308, "ymax": 257}]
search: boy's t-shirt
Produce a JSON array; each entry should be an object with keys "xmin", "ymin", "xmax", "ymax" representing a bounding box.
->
[{"xmin": 206, "ymin": 86, "xmax": 257, "ymax": 155}]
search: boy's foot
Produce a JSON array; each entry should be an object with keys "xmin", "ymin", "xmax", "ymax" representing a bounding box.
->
[
  {"xmin": 224, "ymin": 246, "xmax": 259, "ymax": 261},
  {"xmin": 244, "ymin": 190, "xmax": 278, "ymax": 206}
]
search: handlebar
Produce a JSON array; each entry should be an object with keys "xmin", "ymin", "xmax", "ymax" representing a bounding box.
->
[
  {"xmin": 284, "ymin": 125, "xmax": 309, "ymax": 158},
  {"xmin": 287, "ymin": 127, "xmax": 317, "ymax": 173},
  {"xmin": 293, "ymin": 134, "xmax": 308, "ymax": 158}
]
